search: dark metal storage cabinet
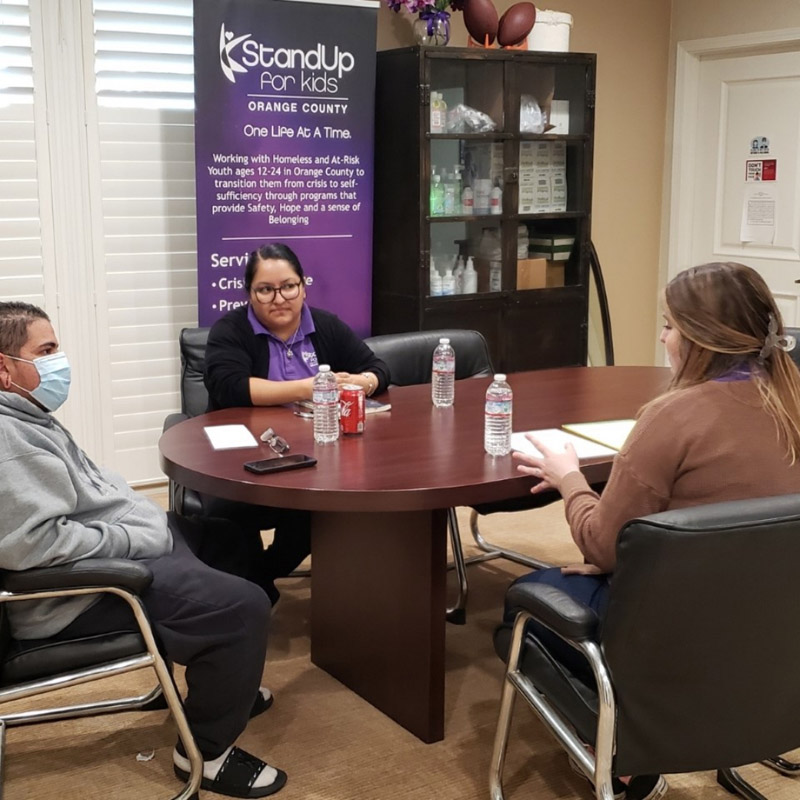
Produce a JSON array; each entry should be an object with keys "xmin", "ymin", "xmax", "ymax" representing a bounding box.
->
[{"xmin": 373, "ymin": 46, "xmax": 596, "ymax": 372}]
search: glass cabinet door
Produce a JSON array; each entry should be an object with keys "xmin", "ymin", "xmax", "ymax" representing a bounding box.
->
[
  {"xmin": 426, "ymin": 57, "xmax": 506, "ymax": 297},
  {"xmin": 513, "ymin": 59, "xmax": 592, "ymax": 294}
]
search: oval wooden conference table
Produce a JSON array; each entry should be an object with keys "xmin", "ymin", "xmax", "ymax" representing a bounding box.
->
[{"xmin": 159, "ymin": 366, "xmax": 670, "ymax": 743}]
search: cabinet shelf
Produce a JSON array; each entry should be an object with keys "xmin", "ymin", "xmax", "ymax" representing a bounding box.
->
[
  {"xmin": 426, "ymin": 133, "xmax": 512, "ymax": 141},
  {"xmin": 373, "ymin": 46, "xmax": 596, "ymax": 373},
  {"xmin": 517, "ymin": 211, "xmax": 587, "ymax": 221},
  {"xmin": 518, "ymin": 133, "xmax": 589, "ymax": 142}
]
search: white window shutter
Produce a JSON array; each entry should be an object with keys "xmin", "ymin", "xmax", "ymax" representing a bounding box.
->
[
  {"xmin": 0, "ymin": 0, "xmax": 48, "ymax": 308},
  {"xmin": 92, "ymin": 0, "xmax": 198, "ymax": 483}
]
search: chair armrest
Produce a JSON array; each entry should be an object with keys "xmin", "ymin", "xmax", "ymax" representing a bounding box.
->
[
  {"xmin": 2, "ymin": 559, "xmax": 153, "ymax": 595},
  {"xmin": 163, "ymin": 412, "xmax": 188, "ymax": 433},
  {"xmin": 506, "ymin": 582, "xmax": 599, "ymax": 641}
]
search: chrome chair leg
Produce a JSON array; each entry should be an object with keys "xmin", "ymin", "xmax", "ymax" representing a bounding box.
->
[
  {"xmin": 470, "ymin": 510, "xmax": 556, "ymax": 571},
  {"xmin": 717, "ymin": 768, "xmax": 768, "ymax": 800},
  {"xmin": 0, "ymin": 718, "xmax": 5, "ymax": 800},
  {"xmin": 489, "ymin": 613, "xmax": 525, "ymax": 800},
  {"xmin": 762, "ymin": 755, "xmax": 800, "ymax": 775},
  {"xmin": 446, "ymin": 508, "xmax": 468, "ymax": 625}
]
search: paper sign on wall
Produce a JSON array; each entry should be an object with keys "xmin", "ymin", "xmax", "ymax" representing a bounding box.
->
[
  {"xmin": 745, "ymin": 159, "xmax": 777, "ymax": 182},
  {"xmin": 740, "ymin": 186, "xmax": 776, "ymax": 244}
]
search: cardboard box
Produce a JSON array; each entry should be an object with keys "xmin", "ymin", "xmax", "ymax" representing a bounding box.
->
[
  {"xmin": 519, "ymin": 140, "xmax": 553, "ymax": 168},
  {"xmin": 546, "ymin": 260, "xmax": 565, "ymax": 287},
  {"xmin": 517, "ymin": 258, "xmax": 547, "ymax": 289},
  {"xmin": 550, "ymin": 172, "xmax": 567, "ymax": 212},
  {"xmin": 550, "ymin": 141, "xmax": 567, "ymax": 169},
  {"xmin": 548, "ymin": 100, "xmax": 570, "ymax": 135},
  {"xmin": 529, "ymin": 234, "xmax": 575, "ymax": 261}
]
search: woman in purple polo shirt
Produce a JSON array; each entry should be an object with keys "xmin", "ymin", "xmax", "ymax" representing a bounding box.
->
[{"xmin": 203, "ymin": 242, "xmax": 390, "ymax": 605}]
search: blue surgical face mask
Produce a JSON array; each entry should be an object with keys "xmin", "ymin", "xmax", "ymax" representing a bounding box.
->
[{"xmin": 4, "ymin": 351, "xmax": 72, "ymax": 412}]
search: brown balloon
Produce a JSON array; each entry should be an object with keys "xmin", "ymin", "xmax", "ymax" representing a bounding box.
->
[{"xmin": 497, "ymin": 2, "xmax": 536, "ymax": 47}]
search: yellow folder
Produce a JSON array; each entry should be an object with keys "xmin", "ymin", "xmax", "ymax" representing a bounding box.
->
[{"xmin": 561, "ymin": 419, "xmax": 636, "ymax": 452}]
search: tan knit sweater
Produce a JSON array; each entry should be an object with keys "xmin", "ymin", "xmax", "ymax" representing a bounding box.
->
[{"xmin": 561, "ymin": 379, "xmax": 800, "ymax": 572}]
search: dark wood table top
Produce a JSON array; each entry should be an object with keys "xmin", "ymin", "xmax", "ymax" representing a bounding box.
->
[{"xmin": 159, "ymin": 366, "xmax": 670, "ymax": 513}]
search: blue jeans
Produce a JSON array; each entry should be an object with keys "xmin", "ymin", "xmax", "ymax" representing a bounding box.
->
[{"xmin": 503, "ymin": 567, "xmax": 610, "ymax": 683}]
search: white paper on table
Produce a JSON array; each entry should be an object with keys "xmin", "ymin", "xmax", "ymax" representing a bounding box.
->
[
  {"xmin": 511, "ymin": 428, "xmax": 617, "ymax": 460},
  {"xmin": 203, "ymin": 424, "xmax": 259, "ymax": 450}
]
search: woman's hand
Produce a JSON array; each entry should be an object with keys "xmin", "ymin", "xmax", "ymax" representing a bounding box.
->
[
  {"xmin": 560, "ymin": 563, "xmax": 607, "ymax": 576},
  {"xmin": 334, "ymin": 371, "xmax": 376, "ymax": 395},
  {"xmin": 512, "ymin": 434, "xmax": 581, "ymax": 495}
]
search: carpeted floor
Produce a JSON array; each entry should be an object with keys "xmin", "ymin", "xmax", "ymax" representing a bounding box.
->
[{"xmin": 3, "ymin": 501, "xmax": 798, "ymax": 799}]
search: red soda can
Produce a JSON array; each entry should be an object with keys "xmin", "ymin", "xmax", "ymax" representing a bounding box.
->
[{"xmin": 339, "ymin": 384, "xmax": 365, "ymax": 434}]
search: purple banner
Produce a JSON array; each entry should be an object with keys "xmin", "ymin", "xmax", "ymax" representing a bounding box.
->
[{"xmin": 193, "ymin": 0, "xmax": 378, "ymax": 335}]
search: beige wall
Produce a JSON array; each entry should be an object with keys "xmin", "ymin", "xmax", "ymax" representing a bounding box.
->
[
  {"xmin": 671, "ymin": 0, "xmax": 800, "ymax": 41},
  {"xmin": 377, "ymin": 1, "xmax": 672, "ymax": 366}
]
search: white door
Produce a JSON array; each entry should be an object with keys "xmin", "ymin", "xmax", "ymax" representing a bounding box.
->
[{"xmin": 671, "ymin": 44, "xmax": 800, "ymax": 328}]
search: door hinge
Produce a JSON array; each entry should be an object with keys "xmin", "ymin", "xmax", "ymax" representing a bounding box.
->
[
  {"xmin": 585, "ymin": 89, "xmax": 596, "ymax": 109},
  {"xmin": 420, "ymin": 84, "xmax": 431, "ymax": 106},
  {"xmin": 421, "ymin": 249, "xmax": 430, "ymax": 270}
]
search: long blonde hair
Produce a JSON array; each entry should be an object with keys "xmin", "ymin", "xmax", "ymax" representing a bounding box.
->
[{"xmin": 663, "ymin": 262, "xmax": 800, "ymax": 462}]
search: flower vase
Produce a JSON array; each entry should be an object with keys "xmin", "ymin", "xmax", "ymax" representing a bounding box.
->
[{"xmin": 413, "ymin": 11, "xmax": 450, "ymax": 46}]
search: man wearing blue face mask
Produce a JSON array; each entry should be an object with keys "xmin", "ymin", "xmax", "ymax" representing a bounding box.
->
[{"xmin": 0, "ymin": 302, "xmax": 287, "ymax": 798}]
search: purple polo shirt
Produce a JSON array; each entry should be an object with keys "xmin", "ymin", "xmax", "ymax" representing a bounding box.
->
[
  {"xmin": 247, "ymin": 302, "xmax": 318, "ymax": 381},
  {"xmin": 714, "ymin": 363, "xmax": 755, "ymax": 382}
]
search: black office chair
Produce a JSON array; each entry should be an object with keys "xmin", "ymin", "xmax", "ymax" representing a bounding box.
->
[
  {"xmin": 0, "ymin": 559, "xmax": 202, "ymax": 798},
  {"xmin": 163, "ymin": 327, "xmax": 211, "ymax": 516},
  {"xmin": 490, "ymin": 494, "xmax": 800, "ymax": 800},
  {"xmin": 364, "ymin": 329, "xmax": 496, "ymax": 624},
  {"xmin": 164, "ymin": 327, "xmax": 312, "ymax": 578}
]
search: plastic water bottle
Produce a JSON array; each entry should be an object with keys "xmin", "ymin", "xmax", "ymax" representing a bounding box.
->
[
  {"xmin": 484, "ymin": 373, "xmax": 512, "ymax": 456},
  {"xmin": 431, "ymin": 338, "xmax": 455, "ymax": 408},
  {"xmin": 313, "ymin": 365, "xmax": 339, "ymax": 444}
]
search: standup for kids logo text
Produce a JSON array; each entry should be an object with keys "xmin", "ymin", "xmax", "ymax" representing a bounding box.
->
[{"xmin": 218, "ymin": 22, "xmax": 355, "ymax": 92}]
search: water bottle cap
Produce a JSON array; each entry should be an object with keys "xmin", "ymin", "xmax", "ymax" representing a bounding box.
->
[
  {"xmin": 318, "ymin": 364, "xmax": 331, "ymax": 373},
  {"xmin": 439, "ymin": 337, "xmax": 450, "ymax": 344},
  {"xmin": 494, "ymin": 373, "xmax": 506, "ymax": 382}
]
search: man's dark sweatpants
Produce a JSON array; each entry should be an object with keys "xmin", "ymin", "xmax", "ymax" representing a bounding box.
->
[{"xmin": 51, "ymin": 513, "xmax": 270, "ymax": 759}]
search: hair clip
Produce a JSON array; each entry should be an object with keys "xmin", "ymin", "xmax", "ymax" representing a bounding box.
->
[{"xmin": 758, "ymin": 314, "xmax": 796, "ymax": 362}]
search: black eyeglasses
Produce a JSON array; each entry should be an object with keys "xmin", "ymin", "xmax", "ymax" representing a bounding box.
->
[
  {"xmin": 252, "ymin": 282, "xmax": 303, "ymax": 304},
  {"xmin": 260, "ymin": 427, "xmax": 290, "ymax": 455}
]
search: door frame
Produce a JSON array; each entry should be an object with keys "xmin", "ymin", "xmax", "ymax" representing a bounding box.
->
[{"xmin": 662, "ymin": 27, "xmax": 800, "ymax": 359}]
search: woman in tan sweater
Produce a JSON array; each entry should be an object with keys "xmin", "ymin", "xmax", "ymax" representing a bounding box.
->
[{"xmin": 506, "ymin": 262, "xmax": 800, "ymax": 800}]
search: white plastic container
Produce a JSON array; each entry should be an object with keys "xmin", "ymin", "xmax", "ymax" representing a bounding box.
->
[
  {"xmin": 441, "ymin": 268, "xmax": 455, "ymax": 296},
  {"xmin": 527, "ymin": 10, "xmax": 572, "ymax": 52},
  {"xmin": 463, "ymin": 257, "xmax": 478, "ymax": 294}
]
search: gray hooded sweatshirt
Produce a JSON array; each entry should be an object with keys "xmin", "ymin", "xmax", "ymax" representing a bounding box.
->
[{"xmin": 0, "ymin": 391, "xmax": 172, "ymax": 639}]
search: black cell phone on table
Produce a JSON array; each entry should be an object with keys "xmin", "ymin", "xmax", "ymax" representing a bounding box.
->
[{"xmin": 244, "ymin": 454, "xmax": 317, "ymax": 474}]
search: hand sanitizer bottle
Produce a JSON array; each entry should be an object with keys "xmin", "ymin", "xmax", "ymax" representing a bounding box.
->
[
  {"xmin": 463, "ymin": 257, "xmax": 478, "ymax": 294},
  {"xmin": 430, "ymin": 173, "xmax": 444, "ymax": 216},
  {"xmin": 453, "ymin": 257, "xmax": 465, "ymax": 294},
  {"xmin": 441, "ymin": 268, "xmax": 456, "ymax": 296},
  {"xmin": 429, "ymin": 256, "xmax": 443, "ymax": 296},
  {"xmin": 461, "ymin": 183, "xmax": 473, "ymax": 215}
]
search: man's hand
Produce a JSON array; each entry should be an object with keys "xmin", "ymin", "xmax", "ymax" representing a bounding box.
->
[{"xmin": 512, "ymin": 434, "xmax": 581, "ymax": 495}]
